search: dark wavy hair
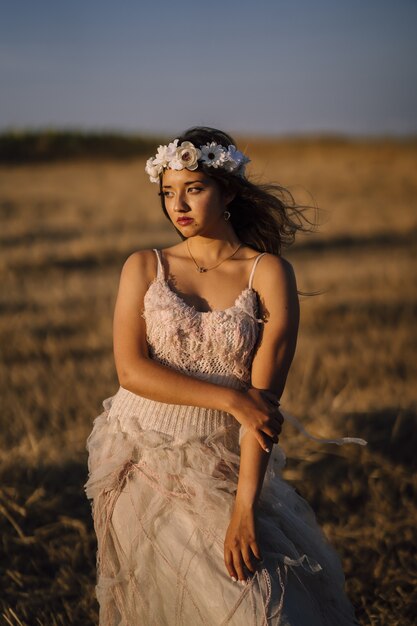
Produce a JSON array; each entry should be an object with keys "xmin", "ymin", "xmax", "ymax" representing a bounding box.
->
[{"xmin": 158, "ymin": 126, "xmax": 317, "ymax": 256}]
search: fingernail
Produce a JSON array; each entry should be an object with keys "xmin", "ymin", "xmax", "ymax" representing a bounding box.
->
[
  {"xmin": 231, "ymin": 576, "xmax": 237, "ymax": 582},
  {"xmin": 265, "ymin": 447, "xmax": 270, "ymax": 453}
]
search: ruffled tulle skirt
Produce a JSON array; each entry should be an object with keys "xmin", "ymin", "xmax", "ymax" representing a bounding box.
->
[{"xmin": 84, "ymin": 389, "xmax": 360, "ymax": 626}]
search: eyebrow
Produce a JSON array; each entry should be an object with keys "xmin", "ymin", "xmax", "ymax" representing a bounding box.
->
[{"xmin": 162, "ymin": 180, "xmax": 207, "ymax": 188}]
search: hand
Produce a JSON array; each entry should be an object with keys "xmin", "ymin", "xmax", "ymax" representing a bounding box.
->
[
  {"xmin": 231, "ymin": 387, "xmax": 284, "ymax": 453},
  {"xmin": 224, "ymin": 502, "xmax": 262, "ymax": 584}
]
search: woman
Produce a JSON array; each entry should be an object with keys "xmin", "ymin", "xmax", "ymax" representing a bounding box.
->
[{"xmin": 84, "ymin": 126, "xmax": 366, "ymax": 625}]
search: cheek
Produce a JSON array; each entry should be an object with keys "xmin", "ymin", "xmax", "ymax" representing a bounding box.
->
[
  {"xmin": 207, "ymin": 198, "xmax": 225, "ymax": 220},
  {"xmin": 164, "ymin": 199, "xmax": 176, "ymax": 218}
]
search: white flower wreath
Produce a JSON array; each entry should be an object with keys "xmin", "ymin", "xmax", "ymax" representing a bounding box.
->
[{"xmin": 145, "ymin": 139, "xmax": 250, "ymax": 183}]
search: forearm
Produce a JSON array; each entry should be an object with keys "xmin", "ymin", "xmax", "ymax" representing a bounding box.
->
[
  {"xmin": 121, "ymin": 355, "xmax": 240, "ymax": 414},
  {"xmin": 234, "ymin": 431, "xmax": 271, "ymax": 509}
]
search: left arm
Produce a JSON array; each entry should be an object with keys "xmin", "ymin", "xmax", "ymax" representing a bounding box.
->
[{"xmin": 224, "ymin": 255, "xmax": 300, "ymax": 583}]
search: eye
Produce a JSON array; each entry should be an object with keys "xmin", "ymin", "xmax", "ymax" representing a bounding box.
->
[
  {"xmin": 159, "ymin": 190, "xmax": 174, "ymax": 198},
  {"xmin": 188, "ymin": 186, "xmax": 204, "ymax": 193}
]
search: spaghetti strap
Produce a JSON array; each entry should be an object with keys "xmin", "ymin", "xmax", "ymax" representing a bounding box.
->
[
  {"xmin": 152, "ymin": 248, "xmax": 165, "ymax": 280},
  {"xmin": 248, "ymin": 253, "xmax": 267, "ymax": 289}
]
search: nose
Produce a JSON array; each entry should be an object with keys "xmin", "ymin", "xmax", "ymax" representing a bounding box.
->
[{"xmin": 172, "ymin": 191, "xmax": 190, "ymax": 213}]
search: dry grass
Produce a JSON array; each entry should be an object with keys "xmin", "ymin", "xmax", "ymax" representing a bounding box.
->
[{"xmin": 0, "ymin": 137, "xmax": 416, "ymax": 625}]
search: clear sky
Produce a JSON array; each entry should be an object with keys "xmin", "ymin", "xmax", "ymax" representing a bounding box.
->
[{"xmin": 1, "ymin": 0, "xmax": 416, "ymax": 136}]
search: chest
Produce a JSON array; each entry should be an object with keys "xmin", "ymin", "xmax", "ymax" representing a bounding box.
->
[{"xmin": 142, "ymin": 279, "xmax": 262, "ymax": 363}]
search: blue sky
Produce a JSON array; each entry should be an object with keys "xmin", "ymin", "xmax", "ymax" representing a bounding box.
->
[{"xmin": 1, "ymin": 0, "xmax": 416, "ymax": 136}]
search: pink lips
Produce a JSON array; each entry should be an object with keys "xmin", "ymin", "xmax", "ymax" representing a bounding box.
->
[{"xmin": 176, "ymin": 217, "xmax": 194, "ymax": 226}]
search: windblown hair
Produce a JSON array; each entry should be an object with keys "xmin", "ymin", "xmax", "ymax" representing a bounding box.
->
[{"xmin": 159, "ymin": 126, "xmax": 318, "ymax": 256}]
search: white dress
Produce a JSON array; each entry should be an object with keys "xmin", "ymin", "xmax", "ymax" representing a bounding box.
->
[{"xmin": 84, "ymin": 249, "xmax": 366, "ymax": 625}]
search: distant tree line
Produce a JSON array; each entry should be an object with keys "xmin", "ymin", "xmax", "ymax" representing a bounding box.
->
[
  {"xmin": 0, "ymin": 129, "xmax": 167, "ymax": 163},
  {"xmin": 1, "ymin": 129, "xmax": 416, "ymax": 164}
]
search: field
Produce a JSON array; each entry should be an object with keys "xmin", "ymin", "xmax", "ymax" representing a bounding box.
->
[{"xmin": 0, "ymin": 136, "xmax": 416, "ymax": 625}]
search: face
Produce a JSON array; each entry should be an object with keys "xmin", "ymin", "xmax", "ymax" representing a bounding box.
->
[{"xmin": 161, "ymin": 168, "xmax": 232, "ymax": 236}]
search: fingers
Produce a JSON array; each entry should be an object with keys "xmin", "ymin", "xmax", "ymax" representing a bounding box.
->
[
  {"xmin": 270, "ymin": 406, "xmax": 284, "ymax": 425},
  {"xmin": 243, "ymin": 388, "xmax": 284, "ymax": 446},
  {"xmin": 242, "ymin": 544, "xmax": 260, "ymax": 574},
  {"xmin": 257, "ymin": 418, "xmax": 282, "ymax": 447},
  {"xmin": 224, "ymin": 548, "xmax": 246, "ymax": 583},
  {"xmin": 259, "ymin": 389, "xmax": 282, "ymax": 411},
  {"xmin": 224, "ymin": 545, "xmax": 263, "ymax": 584},
  {"xmin": 262, "ymin": 390, "xmax": 281, "ymax": 406},
  {"xmin": 224, "ymin": 550, "xmax": 237, "ymax": 581},
  {"xmin": 263, "ymin": 424, "xmax": 281, "ymax": 440},
  {"xmin": 266, "ymin": 409, "xmax": 284, "ymax": 434},
  {"xmin": 259, "ymin": 392, "xmax": 285, "ymax": 428},
  {"xmin": 255, "ymin": 431, "xmax": 273, "ymax": 453},
  {"xmin": 250, "ymin": 540, "xmax": 262, "ymax": 562}
]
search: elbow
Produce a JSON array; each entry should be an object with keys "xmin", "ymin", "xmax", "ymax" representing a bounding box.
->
[
  {"xmin": 118, "ymin": 370, "xmax": 131, "ymax": 390},
  {"xmin": 117, "ymin": 357, "xmax": 146, "ymax": 391}
]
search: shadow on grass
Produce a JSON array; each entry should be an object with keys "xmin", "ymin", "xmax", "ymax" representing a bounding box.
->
[
  {"xmin": 289, "ymin": 226, "xmax": 417, "ymax": 255},
  {"xmin": 348, "ymin": 407, "xmax": 417, "ymax": 468},
  {"xmin": 283, "ymin": 406, "xmax": 417, "ymax": 626},
  {"xmin": 0, "ymin": 457, "xmax": 98, "ymax": 626}
]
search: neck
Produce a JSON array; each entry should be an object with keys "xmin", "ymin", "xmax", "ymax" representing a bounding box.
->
[{"xmin": 187, "ymin": 234, "xmax": 242, "ymax": 262}]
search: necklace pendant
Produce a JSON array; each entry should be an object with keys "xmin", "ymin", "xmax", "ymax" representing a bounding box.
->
[{"xmin": 186, "ymin": 239, "xmax": 242, "ymax": 274}]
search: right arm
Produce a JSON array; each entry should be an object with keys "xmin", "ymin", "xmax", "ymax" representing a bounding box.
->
[{"xmin": 112, "ymin": 250, "xmax": 281, "ymax": 451}]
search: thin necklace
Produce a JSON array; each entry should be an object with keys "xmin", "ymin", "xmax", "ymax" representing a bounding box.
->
[{"xmin": 186, "ymin": 239, "xmax": 242, "ymax": 273}]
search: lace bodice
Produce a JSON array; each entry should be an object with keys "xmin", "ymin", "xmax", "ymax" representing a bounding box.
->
[
  {"xmin": 105, "ymin": 247, "xmax": 366, "ymax": 446},
  {"xmin": 142, "ymin": 249, "xmax": 266, "ymax": 390}
]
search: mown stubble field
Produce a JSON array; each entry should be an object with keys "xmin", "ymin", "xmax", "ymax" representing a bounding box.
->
[{"xmin": 0, "ymin": 137, "xmax": 416, "ymax": 625}]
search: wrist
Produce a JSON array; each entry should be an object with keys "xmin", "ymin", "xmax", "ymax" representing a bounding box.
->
[
  {"xmin": 234, "ymin": 484, "xmax": 259, "ymax": 510},
  {"xmin": 233, "ymin": 496, "xmax": 257, "ymax": 514},
  {"xmin": 220, "ymin": 387, "xmax": 244, "ymax": 415}
]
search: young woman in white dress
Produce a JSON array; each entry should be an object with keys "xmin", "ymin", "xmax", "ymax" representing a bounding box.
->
[{"xmin": 85, "ymin": 126, "xmax": 366, "ymax": 625}]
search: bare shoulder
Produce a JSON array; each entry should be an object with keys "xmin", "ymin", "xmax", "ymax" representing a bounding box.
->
[
  {"xmin": 254, "ymin": 253, "xmax": 297, "ymax": 293},
  {"xmin": 119, "ymin": 248, "xmax": 159, "ymax": 290}
]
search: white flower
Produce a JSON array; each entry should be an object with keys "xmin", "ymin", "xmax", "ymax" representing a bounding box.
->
[
  {"xmin": 153, "ymin": 139, "xmax": 179, "ymax": 168},
  {"xmin": 168, "ymin": 156, "xmax": 183, "ymax": 170},
  {"xmin": 175, "ymin": 141, "xmax": 201, "ymax": 170},
  {"xmin": 224, "ymin": 145, "xmax": 251, "ymax": 174},
  {"xmin": 145, "ymin": 157, "xmax": 162, "ymax": 183},
  {"xmin": 200, "ymin": 142, "xmax": 228, "ymax": 168}
]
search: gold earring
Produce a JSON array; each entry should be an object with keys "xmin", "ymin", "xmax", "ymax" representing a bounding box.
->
[{"xmin": 224, "ymin": 210, "xmax": 231, "ymax": 221}]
